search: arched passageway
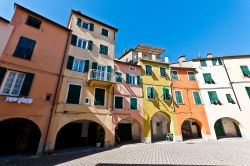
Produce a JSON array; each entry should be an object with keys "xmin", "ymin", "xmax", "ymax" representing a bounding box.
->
[
  {"xmin": 55, "ymin": 120, "xmax": 105, "ymax": 151},
  {"xmin": 214, "ymin": 118, "xmax": 242, "ymax": 139},
  {"xmin": 0, "ymin": 118, "xmax": 41, "ymax": 156},
  {"xmin": 115, "ymin": 118, "xmax": 141, "ymax": 144},
  {"xmin": 181, "ymin": 119, "xmax": 202, "ymax": 140},
  {"xmin": 150, "ymin": 112, "xmax": 171, "ymax": 142}
]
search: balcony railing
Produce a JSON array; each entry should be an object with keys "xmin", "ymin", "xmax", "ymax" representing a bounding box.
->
[{"xmin": 87, "ymin": 69, "xmax": 115, "ymax": 83}]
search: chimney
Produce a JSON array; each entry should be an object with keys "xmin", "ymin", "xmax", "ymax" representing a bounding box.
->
[
  {"xmin": 178, "ymin": 55, "xmax": 186, "ymax": 63},
  {"xmin": 206, "ymin": 52, "xmax": 213, "ymax": 58}
]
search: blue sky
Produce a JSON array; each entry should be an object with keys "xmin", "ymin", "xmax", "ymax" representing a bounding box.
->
[{"xmin": 1, "ymin": 0, "xmax": 250, "ymax": 62}]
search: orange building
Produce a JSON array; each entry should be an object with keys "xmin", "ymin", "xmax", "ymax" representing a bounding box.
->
[
  {"xmin": 0, "ymin": 3, "xmax": 70, "ymax": 155},
  {"xmin": 170, "ymin": 56, "xmax": 211, "ymax": 141}
]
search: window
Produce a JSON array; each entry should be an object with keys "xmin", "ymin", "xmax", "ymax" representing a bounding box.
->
[
  {"xmin": 114, "ymin": 96, "xmax": 123, "ymax": 109},
  {"xmin": 171, "ymin": 70, "xmax": 179, "ymax": 80},
  {"xmin": 26, "ymin": 16, "xmax": 41, "ymax": 29},
  {"xmin": 130, "ymin": 98, "xmax": 138, "ymax": 110},
  {"xmin": 71, "ymin": 35, "xmax": 93, "ymax": 50},
  {"xmin": 101, "ymin": 28, "xmax": 109, "ymax": 37},
  {"xmin": 126, "ymin": 74, "xmax": 140, "ymax": 85},
  {"xmin": 160, "ymin": 67, "xmax": 167, "ymax": 77},
  {"xmin": 99, "ymin": 44, "xmax": 108, "ymax": 55},
  {"xmin": 175, "ymin": 90, "xmax": 184, "ymax": 104},
  {"xmin": 200, "ymin": 60, "xmax": 207, "ymax": 67},
  {"xmin": 203, "ymin": 73, "xmax": 215, "ymax": 84},
  {"xmin": 13, "ymin": 36, "xmax": 36, "ymax": 60},
  {"xmin": 115, "ymin": 72, "xmax": 122, "ymax": 82},
  {"xmin": 188, "ymin": 72, "xmax": 196, "ymax": 81},
  {"xmin": 147, "ymin": 86, "xmax": 155, "ymax": 100},
  {"xmin": 212, "ymin": 59, "xmax": 223, "ymax": 66},
  {"xmin": 66, "ymin": 56, "xmax": 89, "ymax": 73},
  {"xmin": 145, "ymin": 65, "xmax": 152, "ymax": 75},
  {"xmin": 66, "ymin": 84, "xmax": 81, "ymax": 104},
  {"xmin": 208, "ymin": 91, "xmax": 221, "ymax": 105},
  {"xmin": 226, "ymin": 94, "xmax": 235, "ymax": 104},
  {"xmin": 193, "ymin": 91, "xmax": 202, "ymax": 105},
  {"xmin": 1, "ymin": 71, "xmax": 25, "ymax": 96},
  {"xmin": 129, "ymin": 67, "xmax": 136, "ymax": 71},
  {"xmin": 162, "ymin": 87, "xmax": 171, "ymax": 101},
  {"xmin": 84, "ymin": 97, "xmax": 90, "ymax": 105},
  {"xmin": 77, "ymin": 18, "xmax": 94, "ymax": 31},
  {"xmin": 94, "ymin": 88, "xmax": 105, "ymax": 106},
  {"xmin": 245, "ymin": 87, "xmax": 250, "ymax": 98},
  {"xmin": 240, "ymin": 66, "xmax": 250, "ymax": 77}
]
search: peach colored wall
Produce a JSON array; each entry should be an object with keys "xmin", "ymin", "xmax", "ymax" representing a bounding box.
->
[
  {"xmin": 0, "ymin": 20, "xmax": 13, "ymax": 57},
  {"xmin": 0, "ymin": 6, "xmax": 69, "ymax": 153},
  {"xmin": 113, "ymin": 61, "xmax": 144, "ymax": 142},
  {"xmin": 171, "ymin": 67, "xmax": 211, "ymax": 140}
]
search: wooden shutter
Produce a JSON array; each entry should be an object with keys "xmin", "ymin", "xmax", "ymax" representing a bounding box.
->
[
  {"xmin": 126, "ymin": 74, "xmax": 130, "ymax": 84},
  {"xmin": 193, "ymin": 92, "xmax": 202, "ymax": 104},
  {"xmin": 245, "ymin": 87, "xmax": 250, "ymax": 98},
  {"xmin": 226, "ymin": 94, "xmax": 235, "ymax": 104},
  {"xmin": 94, "ymin": 88, "xmax": 105, "ymax": 106},
  {"xmin": 137, "ymin": 75, "xmax": 140, "ymax": 85},
  {"xmin": 92, "ymin": 62, "xmax": 98, "ymax": 70},
  {"xmin": 19, "ymin": 73, "xmax": 34, "ymax": 96},
  {"xmin": 212, "ymin": 59, "xmax": 217, "ymax": 66},
  {"xmin": 66, "ymin": 56, "xmax": 74, "ymax": 70},
  {"xmin": 0, "ymin": 67, "xmax": 7, "ymax": 86},
  {"xmin": 162, "ymin": 87, "xmax": 167, "ymax": 100},
  {"xmin": 200, "ymin": 60, "xmax": 207, "ymax": 67},
  {"xmin": 240, "ymin": 66, "xmax": 250, "ymax": 76},
  {"xmin": 147, "ymin": 86, "xmax": 151, "ymax": 99},
  {"xmin": 84, "ymin": 60, "xmax": 89, "ymax": 72},
  {"xmin": 77, "ymin": 18, "xmax": 82, "ymax": 26},
  {"xmin": 89, "ymin": 23, "xmax": 94, "ymax": 31},
  {"xmin": 115, "ymin": 96, "xmax": 123, "ymax": 109},
  {"xmin": 88, "ymin": 40, "xmax": 93, "ymax": 51},
  {"xmin": 14, "ymin": 36, "xmax": 36, "ymax": 60},
  {"xmin": 66, "ymin": 84, "xmax": 81, "ymax": 104},
  {"xmin": 175, "ymin": 91, "xmax": 183, "ymax": 104},
  {"xmin": 71, "ymin": 34, "xmax": 77, "ymax": 46},
  {"xmin": 130, "ymin": 98, "xmax": 137, "ymax": 110}
]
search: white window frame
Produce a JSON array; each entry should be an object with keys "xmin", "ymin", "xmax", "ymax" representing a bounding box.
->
[
  {"xmin": 187, "ymin": 71, "xmax": 196, "ymax": 81},
  {"xmin": 72, "ymin": 57, "xmax": 86, "ymax": 72},
  {"xmin": 171, "ymin": 70, "xmax": 179, "ymax": 80},
  {"xmin": 130, "ymin": 97, "xmax": 138, "ymax": 110},
  {"xmin": 94, "ymin": 87, "xmax": 106, "ymax": 106},
  {"xmin": 80, "ymin": 20, "xmax": 90, "ymax": 30},
  {"xmin": 0, "ymin": 70, "xmax": 26, "ymax": 96},
  {"xmin": 162, "ymin": 87, "xmax": 171, "ymax": 101},
  {"xmin": 146, "ymin": 85, "xmax": 155, "ymax": 100},
  {"xmin": 76, "ymin": 37, "xmax": 89, "ymax": 49},
  {"xmin": 145, "ymin": 64, "xmax": 153, "ymax": 75},
  {"xmin": 159, "ymin": 66, "xmax": 167, "ymax": 77},
  {"xmin": 101, "ymin": 28, "xmax": 109, "ymax": 37},
  {"xmin": 130, "ymin": 74, "xmax": 138, "ymax": 85},
  {"xmin": 174, "ymin": 90, "xmax": 184, "ymax": 104},
  {"xmin": 114, "ymin": 95, "xmax": 124, "ymax": 109},
  {"xmin": 65, "ymin": 83, "xmax": 82, "ymax": 104},
  {"xmin": 192, "ymin": 90, "xmax": 203, "ymax": 105}
]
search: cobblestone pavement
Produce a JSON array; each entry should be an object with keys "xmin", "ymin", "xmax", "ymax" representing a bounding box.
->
[{"xmin": 1, "ymin": 139, "xmax": 250, "ymax": 166}]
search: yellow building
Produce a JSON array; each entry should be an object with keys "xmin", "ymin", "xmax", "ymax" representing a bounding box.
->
[
  {"xmin": 119, "ymin": 45, "xmax": 177, "ymax": 143},
  {"xmin": 45, "ymin": 10, "xmax": 118, "ymax": 152}
]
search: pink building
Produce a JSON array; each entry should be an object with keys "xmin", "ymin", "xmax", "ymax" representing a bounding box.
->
[{"xmin": 113, "ymin": 60, "xmax": 144, "ymax": 143}]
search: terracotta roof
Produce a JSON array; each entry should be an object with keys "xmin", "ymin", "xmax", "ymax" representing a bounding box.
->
[
  {"xmin": 0, "ymin": 16, "xmax": 10, "ymax": 23},
  {"xmin": 71, "ymin": 10, "xmax": 118, "ymax": 32},
  {"xmin": 135, "ymin": 44, "xmax": 166, "ymax": 56},
  {"xmin": 14, "ymin": 3, "xmax": 71, "ymax": 32}
]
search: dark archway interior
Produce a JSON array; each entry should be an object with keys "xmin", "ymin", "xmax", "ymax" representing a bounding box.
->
[
  {"xmin": 55, "ymin": 121, "xmax": 105, "ymax": 151},
  {"xmin": 0, "ymin": 118, "xmax": 41, "ymax": 156},
  {"xmin": 181, "ymin": 119, "xmax": 202, "ymax": 140}
]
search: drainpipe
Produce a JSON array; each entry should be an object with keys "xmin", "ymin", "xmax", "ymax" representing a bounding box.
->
[
  {"xmin": 222, "ymin": 59, "xmax": 242, "ymax": 111},
  {"xmin": 43, "ymin": 31, "xmax": 71, "ymax": 153}
]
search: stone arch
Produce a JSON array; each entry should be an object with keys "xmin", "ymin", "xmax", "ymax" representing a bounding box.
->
[
  {"xmin": 0, "ymin": 117, "xmax": 41, "ymax": 155},
  {"xmin": 181, "ymin": 118, "xmax": 202, "ymax": 140}
]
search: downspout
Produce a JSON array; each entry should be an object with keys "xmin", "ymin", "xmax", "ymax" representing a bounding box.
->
[
  {"xmin": 222, "ymin": 59, "xmax": 242, "ymax": 111},
  {"xmin": 43, "ymin": 30, "xmax": 71, "ymax": 153}
]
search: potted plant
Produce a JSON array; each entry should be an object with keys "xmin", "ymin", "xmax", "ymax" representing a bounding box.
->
[{"xmin": 96, "ymin": 129, "xmax": 104, "ymax": 148}]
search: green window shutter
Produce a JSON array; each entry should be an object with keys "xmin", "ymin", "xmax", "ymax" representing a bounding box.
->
[
  {"xmin": 212, "ymin": 59, "xmax": 217, "ymax": 66},
  {"xmin": 107, "ymin": 66, "xmax": 112, "ymax": 72},
  {"xmin": 77, "ymin": 18, "xmax": 82, "ymax": 26},
  {"xmin": 240, "ymin": 66, "xmax": 250, "ymax": 76},
  {"xmin": 218, "ymin": 59, "xmax": 223, "ymax": 65},
  {"xmin": 116, "ymin": 72, "xmax": 122, "ymax": 82},
  {"xmin": 66, "ymin": 84, "xmax": 81, "ymax": 104},
  {"xmin": 200, "ymin": 60, "xmax": 207, "ymax": 67},
  {"xmin": 145, "ymin": 65, "xmax": 152, "ymax": 75},
  {"xmin": 83, "ymin": 60, "xmax": 89, "ymax": 72},
  {"xmin": 130, "ymin": 98, "xmax": 137, "ymax": 110},
  {"xmin": 88, "ymin": 40, "xmax": 93, "ymax": 51},
  {"xmin": 166, "ymin": 88, "xmax": 171, "ymax": 100},
  {"xmin": 171, "ymin": 71, "xmax": 178, "ymax": 80},
  {"xmin": 89, "ymin": 23, "xmax": 94, "ymax": 31},
  {"xmin": 162, "ymin": 87, "xmax": 167, "ymax": 100},
  {"xmin": 66, "ymin": 56, "xmax": 74, "ymax": 70},
  {"xmin": 105, "ymin": 46, "xmax": 108, "ymax": 55},
  {"xmin": 152, "ymin": 87, "xmax": 156, "ymax": 99},
  {"xmin": 193, "ymin": 92, "xmax": 202, "ymax": 104},
  {"xmin": 107, "ymin": 66, "xmax": 112, "ymax": 81},
  {"xmin": 137, "ymin": 75, "xmax": 141, "ymax": 85},
  {"xmin": 245, "ymin": 87, "xmax": 250, "ymax": 98},
  {"xmin": 14, "ymin": 36, "xmax": 36, "ymax": 60},
  {"xmin": 19, "ymin": 73, "xmax": 34, "ymax": 96},
  {"xmin": 147, "ymin": 86, "xmax": 151, "ymax": 99},
  {"xmin": 94, "ymin": 88, "xmax": 105, "ymax": 106},
  {"xmin": 188, "ymin": 72, "xmax": 196, "ymax": 81},
  {"xmin": 126, "ymin": 74, "xmax": 130, "ymax": 84},
  {"xmin": 203, "ymin": 73, "xmax": 214, "ymax": 84},
  {"xmin": 0, "ymin": 67, "xmax": 7, "ymax": 86},
  {"xmin": 71, "ymin": 34, "xmax": 77, "ymax": 46},
  {"xmin": 175, "ymin": 91, "xmax": 183, "ymax": 104},
  {"xmin": 115, "ymin": 96, "xmax": 123, "ymax": 109},
  {"xmin": 226, "ymin": 94, "xmax": 235, "ymax": 104},
  {"xmin": 208, "ymin": 91, "xmax": 220, "ymax": 105},
  {"xmin": 92, "ymin": 62, "xmax": 98, "ymax": 70}
]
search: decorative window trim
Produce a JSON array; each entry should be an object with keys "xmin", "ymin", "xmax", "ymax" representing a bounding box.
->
[{"xmin": 114, "ymin": 95, "xmax": 124, "ymax": 109}]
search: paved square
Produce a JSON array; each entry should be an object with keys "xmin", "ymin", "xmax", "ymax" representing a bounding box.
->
[{"xmin": 1, "ymin": 139, "xmax": 250, "ymax": 166}]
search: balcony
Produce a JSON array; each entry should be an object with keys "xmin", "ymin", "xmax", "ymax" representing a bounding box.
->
[{"xmin": 87, "ymin": 69, "xmax": 115, "ymax": 87}]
